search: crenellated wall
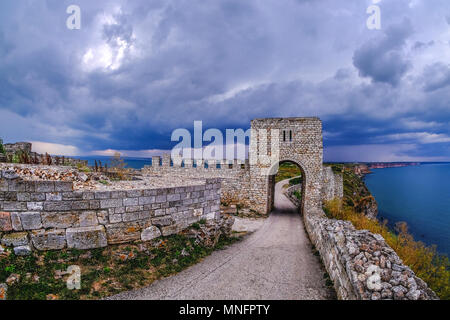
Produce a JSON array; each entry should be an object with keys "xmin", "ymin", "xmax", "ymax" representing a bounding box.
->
[
  {"xmin": 143, "ymin": 157, "xmax": 252, "ymax": 208},
  {"xmin": 0, "ymin": 171, "xmax": 221, "ymax": 254}
]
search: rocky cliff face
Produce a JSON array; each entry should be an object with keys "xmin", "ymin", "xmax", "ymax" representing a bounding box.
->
[
  {"xmin": 327, "ymin": 164, "xmax": 378, "ymax": 219},
  {"xmin": 356, "ymin": 196, "xmax": 378, "ymax": 220}
]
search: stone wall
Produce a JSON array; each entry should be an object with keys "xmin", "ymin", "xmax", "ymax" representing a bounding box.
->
[
  {"xmin": 303, "ymin": 208, "xmax": 438, "ymax": 300},
  {"xmin": 143, "ymin": 118, "xmax": 324, "ymax": 215},
  {"xmin": 0, "ymin": 171, "xmax": 221, "ymax": 254},
  {"xmin": 284, "ymin": 184, "xmax": 302, "ymax": 208},
  {"xmin": 143, "ymin": 157, "xmax": 251, "ymax": 208},
  {"xmin": 321, "ymin": 166, "xmax": 343, "ymax": 202}
]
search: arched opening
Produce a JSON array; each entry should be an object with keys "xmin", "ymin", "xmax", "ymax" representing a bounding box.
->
[{"xmin": 267, "ymin": 160, "xmax": 305, "ymax": 214}]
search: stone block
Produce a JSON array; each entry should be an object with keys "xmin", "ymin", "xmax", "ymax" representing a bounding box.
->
[
  {"xmin": 8, "ymin": 180, "xmax": 26, "ymax": 192},
  {"xmin": 1, "ymin": 232, "xmax": 28, "ymax": 247},
  {"xmin": 167, "ymin": 193, "xmax": 181, "ymax": 202},
  {"xmin": 122, "ymin": 211, "xmax": 140, "ymax": 222},
  {"xmin": 160, "ymin": 225, "xmax": 179, "ymax": 236},
  {"xmin": 89, "ymin": 200, "xmax": 101, "ymax": 210},
  {"xmin": 14, "ymin": 245, "xmax": 32, "ymax": 256},
  {"xmin": 151, "ymin": 216, "xmax": 174, "ymax": 227},
  {"xmin": 105, "ymin": 220, "xmax": 151, "ymax": 244},
  {"xmin": 16, "ymin": 193, "xmax": 29, "ymax": 201},
  {"xmin": 3, "ymin": 201, "xmax": 27, "ymax": 211},
  {"xmin": 0, "ymin": 212, "xmax": 12, "ymax": 231},
  {"xmin": 35, "ymin": 181, "xmax": 55, "ymax": 192},
  {"xmin": 111, "ymin": 191, "xmax": 126, "ymax": 198},
  {"xmin": 94, "ymin": 191, "xmax": 111, "ymax": 200},
  {"xmin": 97, "ymin": 210, "xmax": 108, "ymax": 225},
  {"xmin": 27, "ymin": 202, "xmax": 43, "ymax": 211},
  {"xmin": 141, "ymin": 226, "xmax": 161, "ymax": 241},
  {"xmin": 10, "ymin": 213, "xmax": 23, "ymax": 231},
  {"xmin": 19, "ymin": 212, "xmax": 42, "ymax": 230},
  {"xmin": 126, "ymin": 190, "xmax": 143, "ymax": 198},
  {"xmin": 42, "ymin": 212, "xmax": 78, "ymax": 229},
  {"xmin": 71, "ymin": 201, "xmax": 90, "ymax": 210},
  {"xmin": 30, "ymin": 193, "xmax": 46, "ymax": 201},
  {"xmin": 54, "ymin": 181, "xmax": 73, "ymax": 192},
  {"xmin": 31, "ymin": 229, "xmax": 66, "ymax": 250},
  {"xmin": 44, "ymin": 201, "xmax": 72, "ymax": 211},
  {"xmin": 109, "ymin": 214, "xmax": 122, "ymax": 224},
  {"xmin": 79, "ymin": 211, "xmax": 99, "ymax": 227},
  {"xmin": 0, "ymin": 180, "xmax": 8, "ymax": 192},
  {"xmin": 123, "ymin": 198, "xmax": 139, "ymax": 206},
  {"xmin": 138, "ymin": 196, "xmax": 155, "ymax": 205},
  {"xmin": 46, "ymin": 192, "xmax": 62, "ymax": 201},
  {"xmin": 66, "ymin": 226, "xmax": 107, "ymax": 250},
  {"xmin": 100, "ymin": 198, "xmax": 123, "ymax": 209},
  {"xmin": 62, "ymin": 191, "xmax": 83, "ymax": 201}
]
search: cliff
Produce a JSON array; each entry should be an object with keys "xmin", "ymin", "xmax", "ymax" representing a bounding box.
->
[{"xmin": 325, "ymin": 164, "xmax": 378, "ymax": 219}]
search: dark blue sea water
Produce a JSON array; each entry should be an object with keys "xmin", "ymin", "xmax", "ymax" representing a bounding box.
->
[
  {"xmin": 364, "ymin": 163, "xmax": 450, "ymax": 257},
  {"xmin": 73, "ymin": 156, "xmax": 152, "ymax": 169}
]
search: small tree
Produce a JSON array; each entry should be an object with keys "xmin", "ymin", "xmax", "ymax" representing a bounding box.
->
[{"xmin": 110, "ymin": 152, "xmax": 128, "ymax": 180}]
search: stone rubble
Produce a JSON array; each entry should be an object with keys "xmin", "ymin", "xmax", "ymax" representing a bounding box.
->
[{"xmin": 304, "ymin": 209, "xmax": 439, "ymax": 300}]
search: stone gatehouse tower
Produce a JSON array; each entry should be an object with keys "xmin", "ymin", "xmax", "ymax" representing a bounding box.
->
[
  {"xmin": 143, "ymin": 117, "xmax": 341, "ymax": 215},
  {"xmin": 248, "ymin": 118, "xmax": 324, "ymax": 214}
]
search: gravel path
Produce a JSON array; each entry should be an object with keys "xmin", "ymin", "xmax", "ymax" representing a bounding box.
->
[{"xmin": 106, "ymin": 179, "xmax": 335, "ymax": 300}]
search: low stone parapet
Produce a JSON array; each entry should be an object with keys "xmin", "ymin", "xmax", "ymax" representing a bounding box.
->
[
  {"xmin": 303, "ymin": 208, "xmax": 438, "ymax": 300},
  {"xmin": 0, "ymin": 171, "xmax": 222, "ymax": 253}
]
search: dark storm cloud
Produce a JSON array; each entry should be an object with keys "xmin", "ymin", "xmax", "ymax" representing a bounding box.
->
[
  {"xmin": 0, "ymin": 0, "xmax": 449, "ymax": 161},
  {"xmin": 353, "ymin": 19, "xmax": 413, "ymax": 86}
]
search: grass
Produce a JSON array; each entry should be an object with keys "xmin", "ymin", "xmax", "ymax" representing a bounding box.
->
[
  {"xmin": 289, "ymin": 177, "xmax": 302, "ymax": 186},
  {"xmin": 324, "ymin": 199, "xmax": 450, "ymax": 300},
  {"xmin": 0, "ymin": 231, "xmax": 241, "ymax": 300},
  {"xmin": 275, "ymin": 162, "xmax": 302, "ymax": 183}
]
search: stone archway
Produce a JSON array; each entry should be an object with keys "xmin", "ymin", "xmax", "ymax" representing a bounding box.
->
[
  {"xmin": 267, "ymin": 159, "xmax": 306, "ymax": 214},
  {"xmin": 248, "ymin": 118, "xmax": 324, "ymax": 215}
]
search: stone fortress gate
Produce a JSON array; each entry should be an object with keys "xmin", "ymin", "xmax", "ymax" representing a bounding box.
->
[
  {"xmin": 1, "ymin": 117, "xmax": 438, "ymax": 300},
  {"xmin": 143, "ymin": 117, "xmax": 342, "ymax": 214}
]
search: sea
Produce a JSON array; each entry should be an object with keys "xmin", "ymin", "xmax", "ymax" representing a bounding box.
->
[
  {"xmin": 364, "ymin": 163, "xmax": 450, "ymax": 257},
  {"xmin": 72, "ymin": 156, "xmax": 152, "ymax": 169}
]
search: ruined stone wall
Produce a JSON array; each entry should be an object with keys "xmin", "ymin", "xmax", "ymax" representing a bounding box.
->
[
  {"xmin": 303, "ymin": 208, "xmax": 438, "ymax": 300},
  {"xmin": 142, "ymin": 157, "xmax": 252, "ymax": 208},
  {"xmin": 0, "ymin": 172, "xmax": 221, "ymax": 254},
  {"xmin": 321, "ymin": 166, "xmax": 343, "ymax": 202},
  {"xmin": 0, "ymin": 140, "xmax": 87, "ymax": 166}
]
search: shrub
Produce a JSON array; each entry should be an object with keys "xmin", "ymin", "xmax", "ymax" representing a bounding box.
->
[
  {"xmin": 110, "ymin": 152, "xmax": 130, "ymax": 180},
  {"xmin": 324, "ymin": 199, "xmax": 450, "ymax": 299}
]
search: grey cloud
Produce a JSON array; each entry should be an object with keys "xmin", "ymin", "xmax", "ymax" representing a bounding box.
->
[
  {"xmin": 353, "ymin": 19, "xmax": 413, "ymax": 86},
  {"xmin": 0, "ymin": 0, "xmax": 449, "ymax": 161},
  {"xmin": 421, "ymin": 63, "xmax": 450, "ymax": 92}
]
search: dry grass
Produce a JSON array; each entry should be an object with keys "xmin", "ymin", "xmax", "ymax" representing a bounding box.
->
[{"xmin": 324, "ymin": 199, "xmax": 450, "ymax": 300}]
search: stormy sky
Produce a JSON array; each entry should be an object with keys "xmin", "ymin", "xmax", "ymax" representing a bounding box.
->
[{"xmin": 0, "ymin": 0, "xmax": 449, "ymax": 162}]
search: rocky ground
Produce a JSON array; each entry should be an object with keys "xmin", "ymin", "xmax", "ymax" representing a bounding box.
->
[
  {"xmin": 0, "ymin": 164, "xmax": 206, "ymax": 191},
  {"xmin": 0, "ymin": 215, "xmax": 236, "ymax": 300}
]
